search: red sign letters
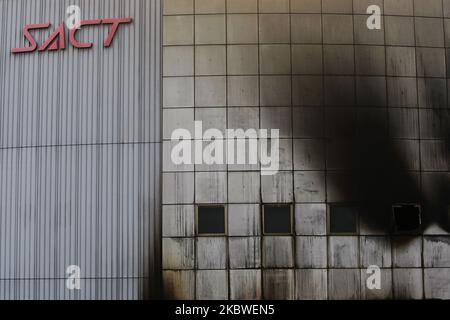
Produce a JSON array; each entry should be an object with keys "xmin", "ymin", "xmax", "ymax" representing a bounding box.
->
[{"xmin": 12, "ymin": 18, "xmax": 132, "ymax": 54}]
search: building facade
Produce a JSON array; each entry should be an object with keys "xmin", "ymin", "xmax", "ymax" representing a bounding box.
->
[
  {"xmin": 162, "ymin": 0, "xmax": 450, "ymax": 300},
  {"xmin": 0, "ymin": 0, "xmax": 161, "ymax": 299},
  {"xmin": 0, "ymin": 0, "xmax": 449, "ymax": 300}
]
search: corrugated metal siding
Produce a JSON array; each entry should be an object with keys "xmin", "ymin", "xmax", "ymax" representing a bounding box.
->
[{"xmin": 0, "ymin": 0, "xmax": 161, "ymax": 299}]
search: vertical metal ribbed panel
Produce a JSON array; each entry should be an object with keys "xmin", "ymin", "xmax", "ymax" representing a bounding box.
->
[{"xmin": 0, "ymin": 0, "xmax": 161, "ymax": 299}]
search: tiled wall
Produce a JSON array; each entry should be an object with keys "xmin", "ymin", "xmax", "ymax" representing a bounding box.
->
[{"xmin": 162, "ymin": 0, "xmax": 450, "ymax": 300}]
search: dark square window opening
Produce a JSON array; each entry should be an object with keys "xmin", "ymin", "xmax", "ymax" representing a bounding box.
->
[
  {"xmin": 197, "ymin": 205, "xmax": 226, "ymax": 235},
  {"xmin": 392, "ymin": 204, "xmax": 421, "ymax": 233},
  {"xmin": 263, "ymin": 204, "xmax": 292, "ymax": 235},
  {"xmin": 328, "ymin": 205, "xmax": 359, "ymax": 235}
]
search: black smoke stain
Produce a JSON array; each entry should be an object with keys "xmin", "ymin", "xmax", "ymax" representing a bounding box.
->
[{"xmin": 291, "ymin": 49, "xmax": 449, "ymax": 234}]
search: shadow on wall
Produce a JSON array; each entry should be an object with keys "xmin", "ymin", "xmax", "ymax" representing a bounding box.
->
[{"xmin": 292, "ymin": 49, "xmax": 450, "ymax": 234}]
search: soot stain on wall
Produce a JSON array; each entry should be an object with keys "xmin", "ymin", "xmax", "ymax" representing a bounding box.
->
[{"xmin": 291, "ymin": 51, "xmax": 449, "ymax": 234}]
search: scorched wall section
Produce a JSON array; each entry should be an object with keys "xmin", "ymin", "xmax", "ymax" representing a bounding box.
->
[{"xmin": 162, "ymin": 0, "xmax": 450, "ymax": 300}]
